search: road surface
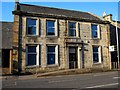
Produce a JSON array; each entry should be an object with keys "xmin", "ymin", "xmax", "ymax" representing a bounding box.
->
[{"xmin": 2, "ymin": 71, "xmax": 119, "ymax": 89}]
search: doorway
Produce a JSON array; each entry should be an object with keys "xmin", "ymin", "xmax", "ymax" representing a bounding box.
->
[
  {"xmin": 69, "ymin": 47, "xmax": 78, "ymax": 69},
  {"xmin": 2, "ymin": 49, "xmax": 10, "ymax": 68}
]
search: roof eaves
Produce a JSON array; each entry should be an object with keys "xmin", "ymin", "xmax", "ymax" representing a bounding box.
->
[{"xmin": 13, "ymin": 10, "xmax": 109, "ymax": 24}]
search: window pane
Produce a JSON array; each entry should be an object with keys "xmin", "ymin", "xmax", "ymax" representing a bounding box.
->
[
  {"xmin": 69, "ymin": 29, "xmax": 76, "ymax": 36},
  {"xmin": 28, "ymin": 27, "xmax": 36, "ymax": 35},
  {"xmin": 69, "ymin": 22, "xmax": 76, "ymax": 36},
  {"xmin": 47, "ymin": 21, "xmax": 54, "ymax": 27},
  {"xmin": 47, "ymin": 46, "xmax": 55, "ymax": 65},
  {"xmin": 92, "ymin": 31, "xmax": 97, "ymax": 38},
  {"xmin": 92, "ymin": 24, "xmax": 97, "ymax": 30},
  {"xmin": 47, "ymin": 28, "xmax": 55, "ymax": 35},
  {"xmin": 46, "ymin": 20, "xmax": 55, "ymax": 35},
  {"xmin": 28, "ymin": 46, "xmax": 36, "ymax": 53},
  {"xmin": 47, "ymin": 46, "xmax": 55, "ymax": 52},
  {"xmin": 93, "ymin": 47, "xmax": 99, "ymax": 63},
  {"xmin": 28, "ymin": 54, "xmax": 36, "ymax": 65},
  {"xmin": 69, "ymin": 22, "xmax": 76, "ymax": 28},
  {"xmin": 92, "ymin": 24, "xmax": 98, "ymax": 38},
  {"xmin": 93, "ymin": 53, "xmax": 99, "ymax": 63},
  {"xmin": 28, "ymin": 19, "xmax": 36, "ymax": 26},
  {"xmin": 47, "ymin": 54, "xmax": 55, "ymax": 64},
  {"xmin": 27, "ymin": 19, "xmax": 36, "ymax": 35},
  {"xmin": 93, "ymin": 47, "xmax": 98, "ymax": 52}
]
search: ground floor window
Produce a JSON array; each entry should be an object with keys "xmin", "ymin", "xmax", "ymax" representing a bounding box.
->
[
  {"xmin": 47, "ymin": 46, "xmax": 55, "ymax": 65},
  {"xmin": 26, "ymin": 45, "xmax": 40, "ymax": 66},
  {"xmin": 46, "ymin": 45, "xmax": 59, "ymax": 65},
  {"xmin": 92, "ymin": 46, "xmax": 101, "ymax": 63}
]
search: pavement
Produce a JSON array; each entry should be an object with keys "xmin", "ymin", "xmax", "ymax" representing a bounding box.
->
[
  {"xmin": 0, "ymin": 69, "xmax": 119, "ymax": 80},
  {"xmin": 2, "ymin": 70, "xmax": 120, "ymax": 89},
  {"xmin": 0, "ymin": 68, "xmax": 91, "ymax": 80}
]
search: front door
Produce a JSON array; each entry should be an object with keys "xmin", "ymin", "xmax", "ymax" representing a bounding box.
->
[
  {"xmin": 69, "ymin": 47, "xmax": 77, "ymax": 69},
  {"xmin": 2, "ymin": 49, "xmax": 10, "ymax": 68}
]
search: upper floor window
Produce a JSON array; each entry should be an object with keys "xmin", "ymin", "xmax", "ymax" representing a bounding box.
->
[
  {"xmin": 27, "ymin": 19, "xmax": 36, "ymax": 35},
  {"xmin": 91, "ymin": 24, "xmax": 99, "ymax": 38},
  {"xmin": 68, "ymin": 22, "xmax": 76, "ymax": 36},
  {"xmin": 46, "ymin": 20, "xmax": 55, "ymax": 36}
]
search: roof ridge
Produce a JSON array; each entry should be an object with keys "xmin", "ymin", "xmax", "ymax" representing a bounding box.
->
[
  {"xmin": 13, "ymin": 3, "xmax": 104, "ymax": 23},
  {"xmin": 19, "ymin": 3, "xmax": 87, "ymax": 14}
]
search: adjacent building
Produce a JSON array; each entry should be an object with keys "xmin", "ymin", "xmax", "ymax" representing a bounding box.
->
[
  {"xmin": 0, "ymin": 22, "xmax": 13, "ymax": 74},
  {"xmin": 103, "ymin": 14, "xmax": 120, "ymax": 69},
  {"xmin": 12, "ymin": 2, "xmax": 112, "ymax": 73}
]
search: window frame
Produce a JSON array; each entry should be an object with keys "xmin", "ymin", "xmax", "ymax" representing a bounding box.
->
[
  {"xmin": 26, "ymin": 18, "xmax": 37, "ymax": 36},
  {"xmin": 46, "ymin": 20, "xmax": 58, "ymax": 36},
  {"xmin": 68, "ymin": 21, "xmax": 76, "ymax": 37},
  {"xmin": 91, "ymin": 24, "xmax": 100, "ymax": 39},
  {"xmin": 47, "ymin": 46, "xmax": 55, "ymax": 65},
  {"xmin": 26, "ymin": 44, "xmax": 40, "ymax": 66},
  {"xmin": 46, "ymin": 45, "xmax": 58, "ymax": 65},
  {"xmin": 92, "ymin": 46, "xmax": 101, "ymax": 64}
]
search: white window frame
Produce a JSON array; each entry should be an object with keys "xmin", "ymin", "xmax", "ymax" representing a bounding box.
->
[
  {"xmin": 91, "ymin": 24, "xmax": 100, "ymax": 39},
  {"xmin": 46, "ymin": 20, "xmax": 58, "ymax": 36},
  {"xmin": 26, "ymin": 18, "xmax": 39, "ymax": 36},
  {"xmin": 46, "ymin": 45, "xmax": 58, "ymax": 65},
  {"xmin": 92, "ymin": 46, "xmax": 101, "ymax": 64},
  {"xmin": 26, "ymin": 45, "xmax": 40, "ymax": 66},
  {"xmin": 68, "ymin": 21, "xmax": 77, "ymax": 37}
]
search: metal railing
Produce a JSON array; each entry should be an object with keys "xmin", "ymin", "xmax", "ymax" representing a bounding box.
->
[{"xmin": 111, "ymin": 62, "xmax": 119, "ymax": 69}]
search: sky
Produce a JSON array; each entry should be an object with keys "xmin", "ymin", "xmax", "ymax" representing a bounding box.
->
[{"xmin": 0, "ymin": 2, "xmax": 119, "ymax": 22}]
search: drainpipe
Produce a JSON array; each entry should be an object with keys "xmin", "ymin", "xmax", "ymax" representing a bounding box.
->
[
  {"xmin": 81, "ymin": 41, "xmax": 84, "ymax": 68},
  {"xmin": 115, "ymin": 17, "xmax": 119, "ymax": 68},
  {"xmin": 18, "ymin": 15, "xmax": 22, "ymax": 74},
  {"xmin": 15, "ymin": 0, "xmax": 22, "ymax": 74}
]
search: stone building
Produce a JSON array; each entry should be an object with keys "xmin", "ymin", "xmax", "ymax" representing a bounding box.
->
[
  {"xmin": 0, "ymin": 22, "xmax": 13, "ymax": 74},
  {"xmin": 12, "ymin": 2, "xmax": 111, "ymax": 73},
  {"xmin": 103, "ymin": 13, "xmax": 120, "ymax": 69}
]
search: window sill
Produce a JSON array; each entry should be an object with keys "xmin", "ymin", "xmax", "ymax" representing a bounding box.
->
[
  {"xmin": 91, "ymin": 38, "xmax": 101, "ymax": 40},
  {"xmin": 46, "ymin": 36, "xmax": 58, "ymax": 38},
  {"xmin": 26, "ymin": 35, "xmax": 40, "ymax": 37},
  {"xmin": 66, "ymin": 37, "xmax": 80, "ymax": 39},
  {"xmin": 46, "ymin": 64, "xmax": 59, "ymax": 67},
  {"xmin": 26, "ymin": 65, "xmax": 41, "ymax": 69},
  {"xmin": 93, "ymin": 62, "xmax": 102, "ymax": 65}
]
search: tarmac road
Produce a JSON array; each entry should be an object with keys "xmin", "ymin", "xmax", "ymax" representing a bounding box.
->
[{"xmin": 2, "ymin": 71, "xmax": 119, "ymax": 89}]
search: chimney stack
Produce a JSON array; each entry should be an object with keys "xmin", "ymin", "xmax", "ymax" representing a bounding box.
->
[
  {"xmin": 15, "ymin": 0, "xmax": 20, "ymax": 10},
  {"xmin": 103, "ymin": 12, "xmax": 112, "ymax": 22},
  {"xmin": 15, "ymin": 0, "xmax": 19, "ymax": 4}
]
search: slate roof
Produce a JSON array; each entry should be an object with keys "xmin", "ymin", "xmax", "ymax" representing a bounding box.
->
[
  {"xmin": 0, "ymin": 22, "xmax": 13, "ymax": 49},
  {"xmin": 13, "ymin": 3, "xmax": 107, "ymax": 23}
]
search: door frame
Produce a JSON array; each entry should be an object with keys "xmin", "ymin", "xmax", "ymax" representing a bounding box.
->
[{"xmin": 68, "ymin": 46, "xmax": 78, "ymax": 69}]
